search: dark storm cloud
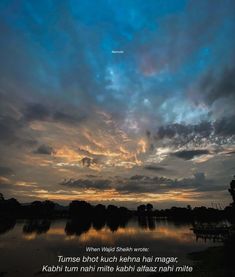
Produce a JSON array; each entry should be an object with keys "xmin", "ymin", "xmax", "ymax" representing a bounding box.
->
[
  {"xmin": 61, "ymin": 178, "xmax": 111, "ymax": 190},
  {"xmin": 173, "ymin": 149, "xmax": 210, "ymax": 160},
  {"xmin": 60, "ymin": 173, "xmax": 223, "ymax": 195},
  {"xmin": 0, "ymin": 115, "xmax": 23, "ymax": 143},
  {"xmin": 155, "ymin": 122, "xmax": 211, "ymax": 148},
  {"xmin": 0, "ymin": 166, "xmax": 14, "ymax": 176},
  {"xmin": 156, "ymin": 121, "xmax": 212, "ymax": 139},
  {"xmin": 155, "ymin": 117, "xmax": 235, "ymax": 148},
  {"xmin": 0, "ymin": 100, "xmax": 86, "ymax": 151},
  {"xmin": 53, "ymin": 111, "xmax": 86, "ymax": 125},
  {"xmin": 117, "ymin": 173, "xmax": 221, "ymax": 194},
  {"xmin": 214, "ymin": 115, "xmax": 235, "ymax": 136},
  {"xmin": 144, "ymin": 165, "xmax": 167, "ymax": 172},
  {"xmin": 118, "ymin": 176, "xmax": 181, "ymax": 193},
  {"xmin": 0, "ymin": 113, "xmax": 38, "ymax": 148},
  {"xmin": 34, "ymin": 144, "xmax": 54, "ymax": 155},
  {"xmin": 23, "ymin": 103, "xmax": 50, "ymax": 122},
  {"xmin": 201, "ymin": 66, "xmax": 235, "ymax": 105},
  {"xmin": 129, "ymin": 175, "xmax": 147, "ymax": 180},
  {"xmin": 22, "ymin": 103, "xmax": 86, "ymax": 125}
]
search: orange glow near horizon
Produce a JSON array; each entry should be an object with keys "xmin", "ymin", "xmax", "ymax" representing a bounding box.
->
[
  {"xmin": 22, "ymin": 224, "xmax": 194, "ymax": 244},
  {"xmin": 23, "ymin": 187, "xmax": 204, "ymax": 204}
]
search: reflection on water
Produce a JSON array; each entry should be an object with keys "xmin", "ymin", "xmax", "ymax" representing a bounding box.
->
[
  {"xmin": 23, "ymin": 219, "xmax": 51, "ymax": 234},
  {"xmin": 0, "ymin": 217, "xmax": 16, "ymax": 234},
  {"xmin": 0, "ymin": 217, "xmax": 222, "ymax": 277}
]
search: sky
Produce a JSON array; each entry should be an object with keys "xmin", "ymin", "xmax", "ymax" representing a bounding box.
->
[{"xmin": 0, "ymin": 0, "xmax": 235, "ymax": 208}]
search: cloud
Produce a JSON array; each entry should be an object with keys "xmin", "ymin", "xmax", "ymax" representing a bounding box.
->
[
  {"xmin": 0, "ymin": 0, "xmax": 234, "ymax": 206},
  {"xmin": 0, "ymin": 178, "xmax": 12, "ymax": 190},
  {"xmin": 201, "ymin": 66, "xmax": 235, "ymax": 105},
  {"xmin": 144, "ymin": 165, "xmax": 167, "ymax": 172},
  {"xmin": 33, "ymin": 144, "xmax": 55, "ymax": 155},
  {"xmin": 173, "ymin": 149, "xmax": 210, "ymax": 160},
  {"xmin": 22, "ymin": 103, "xmax": 86, "ymax": 125},
  {"xmin": 116, "ymin": 173, "xmax": 223, "ymax": 194},
  {"xmin": 23, "ymin": 103, "xmax": 50, "ymax": 122},
  {"xmin": 214, "ymin": 115, "xmax": 235, "ymax": 136},
  {"xmin": 61, "ymin": 178, "xmax": 111, "ymax": 190},
  {"xmin": 80, "ymin": 157, "xmax": 97, "ymax": 167},
  {"xmin": 0, "ymin": 114, "xmax": 37, "ymax": 147},
  {"xmin": 156, "ymin": 121, "xmax": 212, "ymax": 140},
  {"xmin": 0, "ymin": 115, "xmax": 23, "ymax": 144},
  {"xmin": 129, "ymin": 175, "xmax": 147, "ymax": 180},
  {"xmin": 60, "ymin": 173, "xmax": 224, "ymax": 195},
  {"xmin": 0, "ymin": 166, "xmax": 14, "ymax": 176},
  {"xmin": 119, "ymin": 172, "xmax": 226, "ymax": 194},
  {"xmin": 53, "ymin": 111, "xmax": 86, "ymax": 125},
  {"xmin": 155, "ymin": 118, "xmax": 235, "ymax": 148}
]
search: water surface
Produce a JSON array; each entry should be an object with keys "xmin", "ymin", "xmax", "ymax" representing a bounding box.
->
[{"xmin": 0, "ymin": 218, "xmax": 221, "ymax": 277}]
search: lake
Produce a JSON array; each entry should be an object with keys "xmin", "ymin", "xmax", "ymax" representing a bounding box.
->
[{"xmin": 0, "ymin": 218, "xmax": 221, "ymax": 277}]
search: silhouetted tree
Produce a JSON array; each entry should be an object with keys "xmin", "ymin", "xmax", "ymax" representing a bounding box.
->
[
  {"xmin": 146, "ymin": 203, "xmax": 153, "ymax": 216},
  {"xmin": 69, "ymin": 200, "xmax": 92, "ymax": 218},
  {"xmin": 92, "ymin": 204, "xmax": 106, "ymax": 230},
  {"xmin": 137, "ymin": 204, "xmax": 146, "ymax": 216},
  {"xmin": 0, "ymin": 193, "xmax": 4, "ymax": 201},
  {"xmin": 107, "ymin": 204, "xmax": 118, "ymax": 214},
  {"xmin": 119, "ymin": 206, "xmax": 130, "ymax": 216},
  {"xmin": 0, "ymin": 197, "xmax": 21, "ymax": 214},
  {"xmin": 43, "ymin": 200, "xmax": 55, "ymax": 211},
  {"xmin": 26, "ymin": 200, "xmax": 55, "ymax": 217},
  {"xmin": 30, "ymin": 201, "xmax": 43, "ymax": 215},
  {"xmin": 225, "ymin": 177, "xmax": 235, "ymax": 222},
  {"xmin": 229, "ymin": 178, "xmax": 235, "ymax": 204},
  {"xmin": 93, "ymin": 204, "xmax": 106, "ymax": 217}
]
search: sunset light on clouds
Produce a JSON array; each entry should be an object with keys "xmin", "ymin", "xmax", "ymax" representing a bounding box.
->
[{"xmin": 1, "ymin": 0, "xmax": 235, "ymax": 208}]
